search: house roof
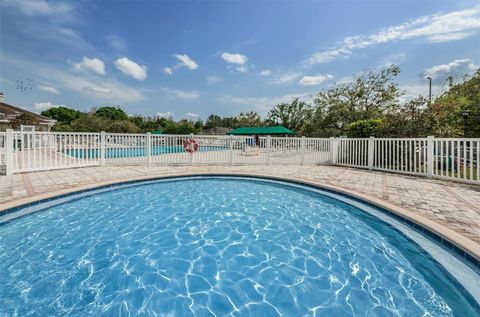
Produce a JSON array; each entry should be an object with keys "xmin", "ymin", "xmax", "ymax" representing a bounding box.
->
[
  {"xmin": 227, "ymin": 126, "xmax": 294, "ymax": 135},
  {"xmin": 0, "ymin": 102, "xmax": 56, "ymax": 124}
]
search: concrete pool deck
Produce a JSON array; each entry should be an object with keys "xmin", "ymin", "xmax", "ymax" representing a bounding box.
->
[{"xmin": 0, "ymin": 165, "xmax": 479, "ymax": 261}]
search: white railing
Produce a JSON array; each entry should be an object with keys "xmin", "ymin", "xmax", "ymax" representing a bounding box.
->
[
  {"xmin": 1, "ymin": 130, "xmax": 331, "ymax": 173},
  {"xmin": 336, "ymin": 138, "xmax": 369, "ymax": 168},
  {"xmin": 372, "ymin": 138, "xmax": 429, "ymax": 176},
  {"xmin": 433, "ymin": 139, "xmax": 480, "ymax": 182},
  {"xmin": 333, "ymin": 137, "xmax": 479, "ymax": 184},
  {"xmin": 1, "ymin": 130, "xmax": 478, "ymax": 185},
  {"xmin": 11, "ymin": 131, "xmax": 102, "ymax": 173}
]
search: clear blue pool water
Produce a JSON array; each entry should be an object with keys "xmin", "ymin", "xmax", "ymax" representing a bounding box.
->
[
  {"xmin": 0, "ymin": 177, "xmax": 478, "ymax": 316},
  {"xmin": 66, "ymin": 146, "xmax": 226, "ymax": 158}
]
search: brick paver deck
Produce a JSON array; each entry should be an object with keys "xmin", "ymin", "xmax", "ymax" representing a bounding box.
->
[{"xmin": 1, "ymin": 165, "xmax": 479, "ymax": 258}]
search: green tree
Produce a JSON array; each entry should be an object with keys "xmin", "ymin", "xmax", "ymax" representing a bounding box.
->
[
  {"xmin": 108, "ymin": 120, "xmax": 140, "ymax": 133},
  {"xmin": 41, "ymin": 106, "xmax": 79, "ymax": 123},
  {"xmin": 94, "ymin": 106, "xmax": 128, "ymax": 121},
  {"xmin": 379, "ymin": 97, "xmax": 434, "ymax": 137},
  {"xmin": 128, "ymin": 116, "xmax": 145, "ymax": 128},
  {"xmin": 10, "ymin": 113, "xmax": 39, "ymax": 130},
  {"xmin": 70, "ymin": 114, "xmax": 109, "ymax": 132},
  {"xmin": 314, "ymin": 65, "xmax": 401, "ymax": 135},
  {"xmin": 267, "ymin": 98, "xmax": 312, "ymax": 134},
  {"xmin": 193, "ymin": 120, "xmax": 204, "ymax": 131},
  {"xmin": 51, "ymin": 123, "xmax": 73, "ymax": 132},
  {"xmin": 174, "ymin": 120, "xmax": 197, "ymax": 134},
  {"xmin": 204, "ymin": 114, "xmax": 223, "ymax": 130},
  {"xmin": 237, "ymin": 111, "xmax": 263, "ymax": 127},
  {"xmin": 431, "ymin": 70, "xmax": 480, "ymax": 137},
  {"xmin": 221, "ymin": 117, "xmax": 239, "ymax": 128}
]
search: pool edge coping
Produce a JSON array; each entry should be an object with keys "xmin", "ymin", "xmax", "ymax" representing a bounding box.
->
[{"xmin": 1, "ymin": 171, "xmax": 479, "ymax": 264}]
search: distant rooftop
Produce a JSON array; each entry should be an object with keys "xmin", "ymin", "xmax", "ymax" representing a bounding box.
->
[
  {"xmin": 0, "ymin": 101, "xmax": 56, "ymax": 124},
  {"xmin": 227, "ymin": 126, "xmax": 294, "ymax": 135}
]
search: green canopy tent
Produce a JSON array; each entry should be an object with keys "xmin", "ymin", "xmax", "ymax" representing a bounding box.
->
[{"xmin": 227, "ymin": 126, "xmax": 294, "ymax": 136}]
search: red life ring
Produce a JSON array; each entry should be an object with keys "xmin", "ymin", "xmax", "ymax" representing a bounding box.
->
[{"xmin": 183, "ymin": 138, "xmax": 199, "ymax": 153}]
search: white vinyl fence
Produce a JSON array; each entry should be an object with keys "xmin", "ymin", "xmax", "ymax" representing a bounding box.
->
[
  {"xmin": 332, "ymin": 137, "xmax": 479, "ymax": 184},
  {"xmin": 1, "ymin": 130, "xmax": 332, "ymax": 174},
  {"xmin": 1, "ymin": 130, "xmax": 479, "ymax": 184}
]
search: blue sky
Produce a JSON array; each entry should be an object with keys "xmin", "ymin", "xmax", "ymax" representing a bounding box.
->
[{"xmin": 1, "ymin": 0, "xmax": 479, "ymax": 121}]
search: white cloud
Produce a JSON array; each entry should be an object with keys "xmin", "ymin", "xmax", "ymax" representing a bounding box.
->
[
  {"xmin": 423, "ymin": 59, "xmax": 478, "ymax": 80},
  {"xmin": 174, "ymin": 54, "xmax": 199, "ymax": 70},
  {"xmin": 271, "ymin": 71, "xmax": 302, "ymax": 84},
  {"xmin": 380, "ymin": 52, "xmax": 407, "ymax": 67},
  {"xmin": 4, "ymin": 0, "xmax": 74, "ymax": 17},
  {"xmin": 24, "ymin": 24, "xmax": 92, "ymax": 51},
  {"xmin": 73, "ymin": 57, "xmax": 106, "ymax": 75},
  {"xmin": 306, "ymin": 6, "xmax": 480, "ymax": 66},
  {"xmin": 33, "ymin": 102, "xmax": 65, "ymax": 111},
  {"xmin": 3, "ymin": 0, "xmax": 90, "ymax": 51},
  {"xmin": 162, "ymin": 88, "xmax": 200, "ymax": 100},
  {"xmin": 76, "ymin": 80, "xmax": 143, "ymax": 103},
  {"xmin": 299, "ymin": 74, "xmax": 333, "ymax": 86},
  {"xmin": 105, "ymin": 34, "xmax": 126, "ymax": 50},
  {"xmin": 38, "ymin": 85, "xmax": 59, "ymax": 94},
  {"xmin": 185, "ymin": 112, "xmax": 199, "ymax": 118},
  {"xmin": 115, "ymin": 57, "xmax": 147, "ymax": 80},
  {"xmin": 163, "ymin": 67, "xmax": 173, "ymax": 75},
  {"xmin": 236, "ymin": 65, "xmax": 249, "ymax": 73},
  {"xmin": 307, "ymin": 48, "xmax": 349, "ymax": 65},
  {"xmin": 260, "ymin": 69, "xmax": 272, "ymax": 76},
  {"xmin": 3, "ymin": 52, "xmax": 144, "ymax": 104},
  {"xmin": 156, "ymin": 112, "xmax": 173, "ymax": 119},
  {"xmin": 207, "ymin": 75, "xmax": 222, "ymax": 84},
  {"xmin": 81, "ymin": 85, "xmax": 110, "ymax": 94},
  {"xmin": 221, "ymin": 52, "xmax": 248, "ymax": 65}
]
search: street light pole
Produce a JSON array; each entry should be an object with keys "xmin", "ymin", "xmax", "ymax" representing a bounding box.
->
[{"xmin": 427, "ymin": 77, "xmax": 432, "ymax": 104}]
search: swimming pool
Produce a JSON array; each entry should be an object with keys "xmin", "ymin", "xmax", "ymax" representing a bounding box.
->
[
  {"xmin": 65, "ymin": 145, "xmax": 227, "ymax": 158},
  {"xmin": 0, "ymin": 177, "xmax": 478, "ymax": 316}
]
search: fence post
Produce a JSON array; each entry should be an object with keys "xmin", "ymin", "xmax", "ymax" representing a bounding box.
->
[
  {"xmin": 368, "ymin": 136, "xmax": 375, "ymax": 170},
  {"xmin": 301, "ymin": 136, "xmax": 306, "ymax": 165},
  {"xmin": 427, "ymin": 135, "xmax": 434, "ymax": 178},
  {"xmin": 189, "ymin": 133, "xmax": 194, "ymax": 165},
  {"xmin": 229, "ymin": 135, "xmax": 234, "ymax": 165},
  {"xmin": 330, "ymin": 137, "xmax": 338, "ymax": 164},
  {"xmin": 5, "ymin": 129, "xmax": 13, "ymax": 176},
  {"xmin": 100, "ymin": 131, "xmax": 106, "ymax": 166},
  {"xmin": 146, "ymin": 132, "xmax": 151, "ymax": 166},
  {"xmin": 266, "ymin": 135, "xmax": 271, "ymax": 165}
]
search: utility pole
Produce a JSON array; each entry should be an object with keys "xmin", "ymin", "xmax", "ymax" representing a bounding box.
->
[{"xmin": 427, "ymin": 77, "xmax": 432, "ymax": 104}]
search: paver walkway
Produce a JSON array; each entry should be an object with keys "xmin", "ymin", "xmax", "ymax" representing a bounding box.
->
[{"xmin": 1, "ymin": 165, "xmax": 479, "ymax": 255}]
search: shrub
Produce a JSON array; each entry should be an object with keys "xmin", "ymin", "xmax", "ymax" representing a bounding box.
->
[{"xmin": 346, "ymin": 119, "xmax": 382, "ymax": 138}]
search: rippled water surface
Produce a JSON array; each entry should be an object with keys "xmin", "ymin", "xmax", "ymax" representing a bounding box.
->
[{"xmin": 0, "ymin": 177, "xmax": 478, "ymax": 316}]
